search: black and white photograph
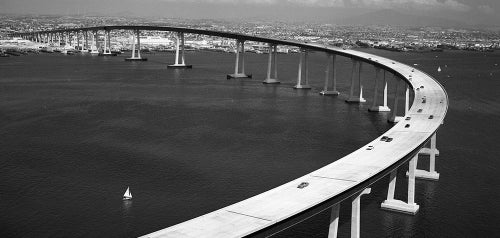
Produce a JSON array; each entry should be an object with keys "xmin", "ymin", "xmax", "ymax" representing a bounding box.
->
[{"xmin": 1, "ymin": 0, "xmax": 499, "ymax": 237}]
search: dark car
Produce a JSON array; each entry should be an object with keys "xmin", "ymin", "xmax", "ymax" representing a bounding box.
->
[{"xmin": 297, "ymin": 182, "xmax": 309, "ymax": 189}]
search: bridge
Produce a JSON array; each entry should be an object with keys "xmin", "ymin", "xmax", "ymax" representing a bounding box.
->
[{"xmin": 16, "ymin": 26, "xmax": 448, "ymax": 238}]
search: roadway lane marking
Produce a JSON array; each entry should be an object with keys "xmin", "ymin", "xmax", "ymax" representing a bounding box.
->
[{"xmin": 225, "ymin": 210, "xmax": 273, "ymax": 222}]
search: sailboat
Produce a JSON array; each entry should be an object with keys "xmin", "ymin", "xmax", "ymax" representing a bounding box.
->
[
  {"xmin": 123, "ymin": 186, "xmax": 132, "ymax": 200},
  {"xmin": 437, "ymin": 66, "xmax": 442, "ymax": 73}
]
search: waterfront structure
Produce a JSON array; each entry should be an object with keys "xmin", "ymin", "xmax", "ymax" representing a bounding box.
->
[
  {"xmin": 227, "ymin": 39, "xmax": 251, "ymax": 79},
  {"xmin": 16, "ymin": 26, "xmax": 448, "ymax": 238},
  {"xmin": 125, "ymin": 29, "xmax": 147, "ymax": 61},
  {"xmin": 168, "ymin": 32, "xmax": 191, "ymax": 68},
  {"xmin": 319, "ymin": 54, "xmax": 340, "ymax": 96}
]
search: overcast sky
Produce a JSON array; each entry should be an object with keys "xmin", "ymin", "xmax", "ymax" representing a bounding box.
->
[{"xmin": 1, "ymin": 0, "xmax": 498, "ymax": 26}]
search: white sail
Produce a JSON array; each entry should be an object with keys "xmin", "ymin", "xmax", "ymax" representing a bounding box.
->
[
  {"xmin": 123, "ymin": 186, "xmax": 132, "ymax": 200},
  {"xmin": 437, "ymin": 66, "xmax": 442, "ymax": 72}
]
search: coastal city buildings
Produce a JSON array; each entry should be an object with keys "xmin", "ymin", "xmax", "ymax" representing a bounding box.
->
[{"xmin": 1, "ymin": 14, "xmax": 499, "ymax": 54}]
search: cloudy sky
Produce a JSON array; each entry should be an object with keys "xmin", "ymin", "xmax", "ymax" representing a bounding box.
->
[{"xmin": 1, "ymin": 0, "xmax": 498, "ymax": 26}]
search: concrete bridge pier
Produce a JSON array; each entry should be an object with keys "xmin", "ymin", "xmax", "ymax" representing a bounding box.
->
[
  {"xmin": 90, "ymin": 31, "xmax": 99, "ymax": 54},
  {"xmin": 125, "ymin": 30, "xmax": 147, "ymax": 61},
  {"xmin": 168, "ymin": 32, "xmax": 192, "ymax": 68},
  {"xmin": 406, "ymin": 133, "xmax": 440, "ymax": 180},
  {"xmin": 263, "ymin": 43, "xmax": 280, "ymax": 84},
  {"xmin": 328, "ymin": 188, "xmax": 371, "ymax": 238},
  {"xmin": 227, "ymin": 39, "xmax": 251, "ymax": 79},
  {"xmin": 328, "ymin": 204, "xmax": 340, "ymax": 238},
  {"xmin": 381, "ymin": 154, "xmax": 420, "ymax": 214},
  {"xmin": 83, "ymin": 31, "xmax": 89, "ymax": 52},
  {"xmin": 388, "ymin": 77, "xmax": 403, "ymax": 123},
  {"xmin": 420, "ymin": 132, "xmax": 440, "ymax": 156},
  {"xmin": 62, "ymin": 32, "xmax": 67, "ymax": 47},
  {"xmin": 76, "ymin": 31, "xmax": 80, "ymax": 51},
  {"xmin": 369, "ymin": 69, "xmax": 391, "ymax": 112},
  {"xmin": 294, "ymin": 49, "xmax": 312, "ymax": 89},
  {"xmin": 100, "ymin": 30, "xmax": 113, "ymax": 56},
  {"xmin": 346, "ymin": 60, "xmax": 366, "ymax": 103},
  {"xmin": 320, "ymin": 54, "xmax": 340, "ymax": 96},
  {"xmin": 57, "ymin": 33, "xmax": 62, "ymax": 47},
  {"xmin": 404, "ymin": 85, "xmax": 410, "ymax": 116},
  {"xmin": 62, "ymin": 32, "xmax": 70, "ymax": 54},
  {"xmin": 66, "ymin": 32, "xmax": 71, "ymax": 47}
]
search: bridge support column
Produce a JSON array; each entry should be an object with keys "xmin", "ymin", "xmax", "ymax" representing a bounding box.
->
[
  {"xmin": 346, "ymin": 60, "xmax": 366, "ymax": 103},
  {"xmin": 406, "ymin": 133, "xmax": 440, "ymax": 180},
  {"xmin": 76, "ymin": 31, "xmax": 80, "ymax": 51},
  {"xmin": 57, "ymin": 33, "xmax": 61, "ymax": 47},
  {"xmin": 100, "ymin": 30, "xmax": 114, "ymax": 56},
  {"xmin": 420, "ymin": 132, "xmax": 440, "ymax": 156},
  {"xmin": 320, "ymin": 54, "xmax": 340, "ymax": 96},
  {"xmin": 83, "ymin": 31, "xmax": 89, "ymax": 52},
  {"xmin": 126, "ymin": 30, "xmax": 147, "ymax": 61},
  {"xmin": 328, "ymin": 188, "xmax": 371, "ymax": 238},
  {"xmin": 369, "ymin": 69, "xmax": 391, "ymax": 112},
  {"xmin": 227, "ymin": 39, "xmax": 250, "ymax": 79},
  {"xmin": 90, "ymin": 31, "xmax": 99, "ymax": 54},
  {"xmin": 405, "ymin": 85, "xmax": 410, "ymax": 115},
  {"xmin": 388, "ymin": 77, "xmax": 403, "ymax": 123},
  {"xmin": 62, "ymin": 33, "xmax": 71, "ymax": 54},
  {"xmin": 168, "ymin": 32, "xmax": 192, "ymax": 68},
  {"xmin": 351, "ymin": 188, "xmax": 371, "ymax": 238},
  {"xmin": 328, "ymin": 204, "xmax": 340, "ymax": 238},
  {"xmin": 294, "ymin": 49, "xmax": 312, "ymax": 89},
  {"xmin": 263, "ymin": 43, "xmax": 280, "ymax": 84},
  {"xmin": 381, "ymin": 155, "xmax": 420, "ymax": 214},
  {"xmin": 64, "ymin": 31, "xmax": 71, "ymax": 48}
]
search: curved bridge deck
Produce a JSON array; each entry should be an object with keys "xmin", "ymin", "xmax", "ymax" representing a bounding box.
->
[
  {"xmin": 17, "ymin": 26, "xmax": 447, "ymax": 237},
  {"xmin": 139, "ymin": 47, "xmax": 448, "ymax": 237}
]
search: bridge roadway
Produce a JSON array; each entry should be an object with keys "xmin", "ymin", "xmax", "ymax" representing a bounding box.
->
[
  {"xmin": 132, "ymin": 36, "xmax": 447, "ymax": 237},
  {"xmin": 24, "ymin": 25, "xmax": 408, "ymax": 69},
  {"xmin": 20, "ymin": 26, "xmax": 448, "ymax": 237}
]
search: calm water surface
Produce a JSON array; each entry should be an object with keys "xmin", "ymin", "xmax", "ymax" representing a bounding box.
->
[{"xmin": 0, "ymin": 50, "xmax": 499, "ymax": 237}]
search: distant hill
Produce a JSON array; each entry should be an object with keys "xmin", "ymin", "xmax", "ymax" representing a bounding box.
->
[{"xmin": 338, "ymin": 9, "xmax": 465, "ymax": 27}]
